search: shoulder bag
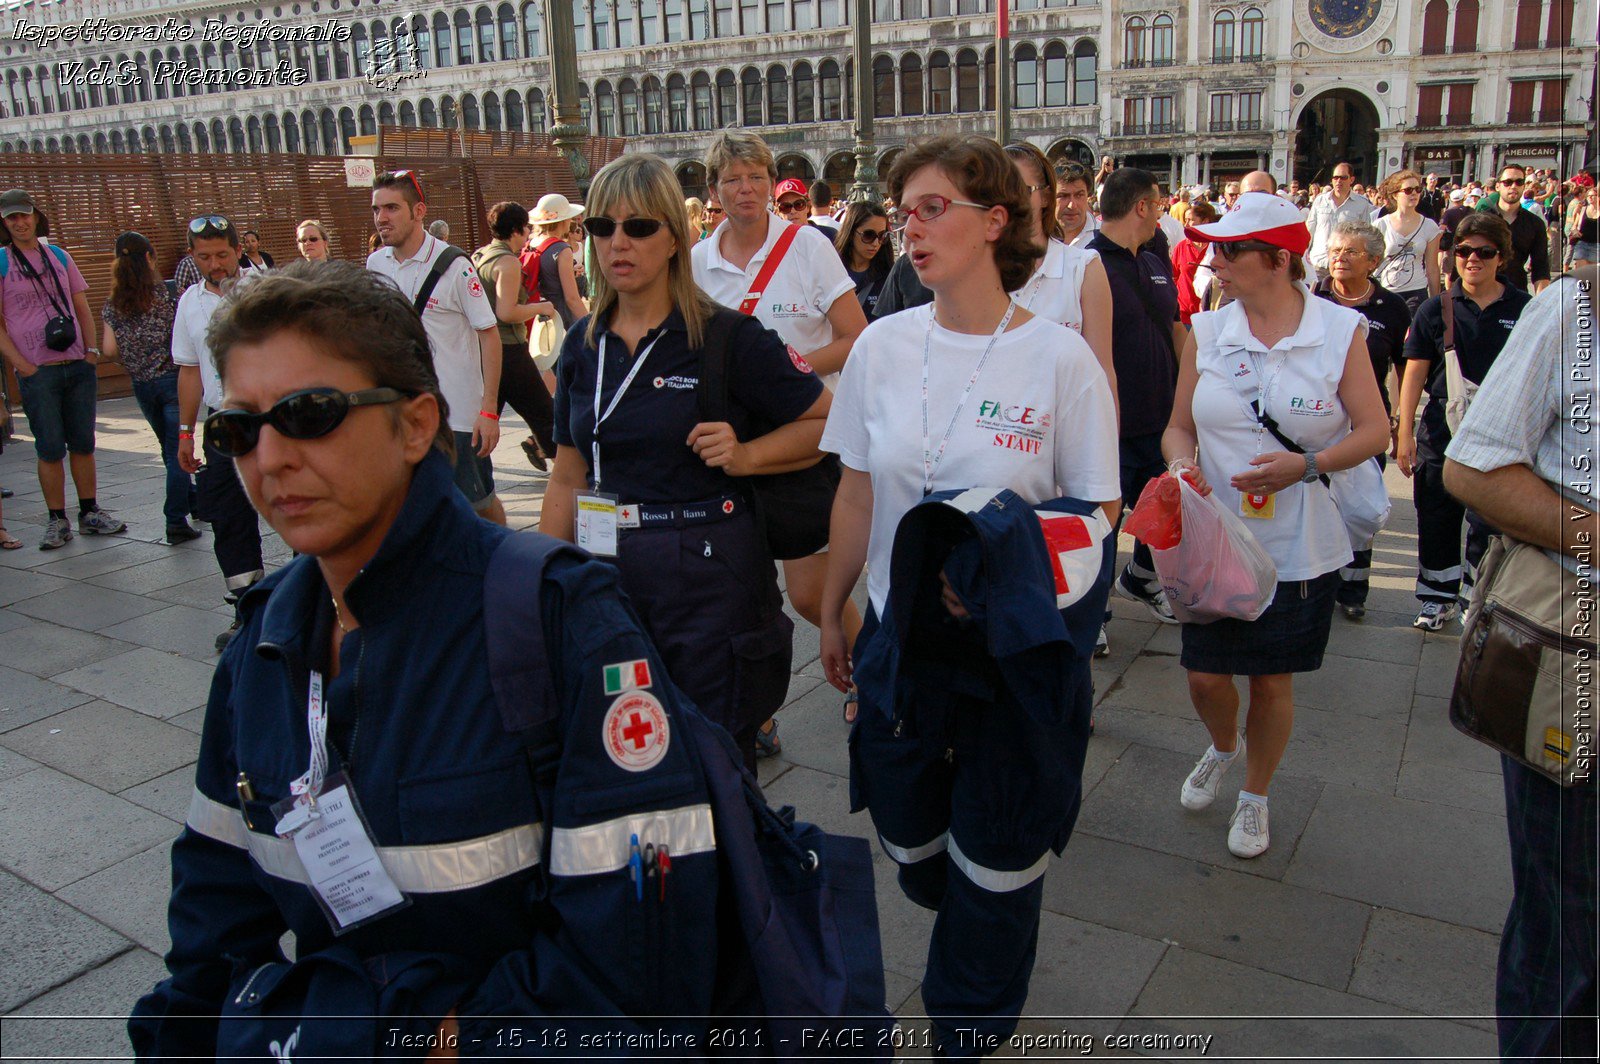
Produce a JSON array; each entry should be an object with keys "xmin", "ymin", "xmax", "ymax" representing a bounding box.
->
[
  {"xmin": 1452, "ymin": 534, "xmax": 1593, "ymax": 787},
  {"xmin": 1439, "ymin": 288, "xmax": 1476, "ymax": 434},
  {"xmin": 698, "ymin": 309, "xmax": 841, "ymax": 561},
  {"xmin": 410, "ymin": 245, "xmax": 468, "ymax": 317}
]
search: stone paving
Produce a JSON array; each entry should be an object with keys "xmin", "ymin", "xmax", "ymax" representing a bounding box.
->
[{"xmin": 0, "ymin": 398, "xmax": 1508, "ymax": 1059}]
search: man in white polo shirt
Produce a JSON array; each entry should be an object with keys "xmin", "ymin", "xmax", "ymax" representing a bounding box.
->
[
  {"xmin": 172, "ymin": 214, "xmax": 263, "ymax": 652},
  {"xmin": 365, "ymin": 170, "xmax": 505, "ymax": 524},
  {"xmin": 691, "ymin": 129, "xmax": 868, "ymax": 754}
]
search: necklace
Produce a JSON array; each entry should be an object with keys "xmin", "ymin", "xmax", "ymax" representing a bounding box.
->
[
  {"xmin": 331, "ymin": 595, "xmax": 352, "ymax": 635},
  {"xmin": 1331, "ymin": 279, "xmax": 1373, "ymax": 304}
]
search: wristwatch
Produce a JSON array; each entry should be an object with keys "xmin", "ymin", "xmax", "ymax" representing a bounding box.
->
[{"xmin": 1301, "ymin": 452, "xmax": 1321, "ymax": 483}]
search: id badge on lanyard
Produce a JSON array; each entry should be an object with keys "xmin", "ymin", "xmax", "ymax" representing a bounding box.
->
[
  {"xmin": 271, "ymin": 670, "xmax": 408, "ymax": 933},
  {"xmin": 585, "ymin": 334, "xmax": 661, "ymax": 556},
  {"xmin": 1229, "ymin": 349, "xmax": 1288, "ymax": 521}
]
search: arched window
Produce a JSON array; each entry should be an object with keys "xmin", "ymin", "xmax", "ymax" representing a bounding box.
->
[
  {"xmin": 420, "ymin": 98, "xmax": 438, "ymax": 127},
  {"xmin": 955, "ymin": 48, "xmax": 979, "ymax": 112},
  {"xmin": 984, "ymin": 45, "xmax": 996, "ymax": 110},
  {"xmin": 765, "ymin": 66, "xmax": 788, "ymax": 126},
  {"xmin": 111, "ymin": 130, "xmax": 125, "ymax": 153},
  {"xmin": 1453, "ymin": 0, "xmax": 1480, "ymax": 52},
  {"xmin": 506, "ymin": 89, "xmax": 524, "ymax": 131},
  {"xmin": 379, "ymin": 101, "xmax": 396, "ymax": 127},
  {"xmin": 484, "ymin": 91, "xmax": 502, "ymax": 130},
  {"xmin": 476, "ymin": 7, "xmax": 497, "ymax": 63},
  {"xmin": 263, "ymin": 115, "xmax": 280, "ymax": 152},
  {"xmin": 339, "ymin": 109, "xmax": 357, "ymax": 152},
  {"xmin": 1420, "ymin": 0, "xmax": 1447, "ymax": 53},
  {"xmin": 741, "ymin": 67, "xmax": 763, "ymax": 125},
  {"xmin": 1151, "ymin": 14, "xmax": 1174, "ymax": 65},
  {"xmin": 499, "ymin": 3, "xmax": 519, "ymax": 59},
  {"xmin": 873, "ymin": 54, "xmax": 895, "ymax": 117},
  {"xmin": 901, "ymin": 54, "xmax": 924, "ymax": 116},
  {"xmin": 455, "ymin": 11, "xmax": 475, "ymax": 63},
  {"xmin": 1072, "ymin": 40, "xmax": 1097, "ymax": 106},
  {"xmin": 400, "ymin": 100, "xmax": 417, "ymax": 126},
  {"xmin": 819, "ymin": 59, "xmax": 843, "ymax": 121},
  {"xmin": 595, "ymin": 80, "xmax": 617, "ymax": 135},
  {"xmin": 1043, "ymin": 41, "xmax": 1068, "ymax": 107},
  {"xmin": 619, "ymin": 78, "xmax": 641, "ymax": 135},
  {"xmin": 529, "ymin": 88, "xmax": 546, "ymax": 132},
  {"xmin": 100, "ymin": 131, "xmax": 115, "ymax": 153},
  {"xmin": 644, "ymin": 76, "xmax": 665, "ymax": 133},
  {"xmin": 844, "ymin": 57, "xmax": 854, "ymax": 118},
  {"xmin": 1212, "ymin": 11, "xmax": 1235, "ymax": 60},
  {"xmin": 667, "ymin": 75, "xmax": 688, "ymax": 132},
  {"xmin": 1239, "ymin": 8, "xmax": 1264, "ymax": 59},
  {"xmin": 523, "ymin": 3, "xmax": 543, "ymax": 56},
  {"xmin": 178, "ymin": 125, "xmax": 194, "ymax": 152},
  {"xmin": 230, "ymin": 117, "xmax": 247, "ymax": 153},
  {"xmin": 353, "ymin": 23, "xmax": 370, "ymax": 75},
  {"xmin": 160, "ymin": 124, "xmax": 177, "ymax": 153},
  {"xmin": 461, "ymin": 92, "xmax": 481, "ymax": 129},
  {"xmin": 1014, "ymin": 44, "xmax": 1037, "ymax": 109},
  {"xmin": 434, "ymin": 13, "xmax": 452, "ymax": 66},
  {"xmin": 441, "ymin": 94, "xmax": 458, "ymax": 129},
  {"xmin": 927, "ymin": 51, "xmax": 951, "ymax": 113},
  {"xmin": 692, "ymin": 71, "xmax": 714, "ymax": 129},
  {"xmin": 212, "ymin": 119, "xmax": 229, "ymax": 151},
  {"xmin": 717, "ymin": 69, "xmax": 737, "ymax": 126},
  {"xmin": 1123, "ymin": 17, "xmax": 1145, "ymax": 67},
  {"xmin": 301, "ymin": 111, "xmax": 318, "ymax": 150},
  {"xmin": 151, "ymin": 51, "xmax": 168, "ymax": 100},
  {"xmin": 45, "ymin": 136, "xmax": 59, "ymax": 154},
  {"xmin": 793, "ymin": 62, "xmax": 815, "ymax": 123},
  {"xmin": 246, "ymin": 117, "xmax": 262, "ymax": 151}
]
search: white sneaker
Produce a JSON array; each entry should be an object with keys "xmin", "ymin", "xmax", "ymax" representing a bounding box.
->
[
  {"xmin": 1179, "ymin": 737, "xmax": 1245, "ymax": 811},
  {"xmin": 1413, "ymin": 600, "xmax": 1460, "ymax": 631},
  {"xmin": 1228, "ymin": 797, "xmax": 1270, "ymax": 858}
]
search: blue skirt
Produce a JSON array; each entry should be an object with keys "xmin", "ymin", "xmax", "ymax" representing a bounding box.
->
[{"xmin": 1179, "ymin": 570, "xmax": 1340, "ymax": 675}]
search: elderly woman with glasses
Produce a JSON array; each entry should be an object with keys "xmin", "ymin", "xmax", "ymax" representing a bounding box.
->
[
  {"xmin": 1374, "ymin": 170, "xmax": 1442, "ymax": 315},
  {"xmin": 1312, "ymin": 219, "xmax": 1414, "ymax": 618},
  {"xmin": 1162, "ymin": 193, "xmax": 1389, "ymax": 860}
]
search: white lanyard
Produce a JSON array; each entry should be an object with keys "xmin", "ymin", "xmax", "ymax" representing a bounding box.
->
[
  {"xmin": 1228, "ymin": 348, "xmax": 1291, "ymax": 455},
  {"xmin": 288, "ymin": 670, "xmax": 329, "ymax": 808},
  {"xmin": 921, "ymin": 301, "xmax": 1017, "ymax": 496},
  {"xmin": 591, "ymin": 333, "xmax": 662, "ymax": 491}
]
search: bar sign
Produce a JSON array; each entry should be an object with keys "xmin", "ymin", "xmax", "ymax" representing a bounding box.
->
[{"xmin": 604, "ymin": 659, "xmax": 652, "ymax": 695}]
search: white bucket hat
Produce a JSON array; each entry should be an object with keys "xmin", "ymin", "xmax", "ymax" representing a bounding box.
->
[{"xmin": 531, "ymin": 193, "xmax": 584, "ymax": 224}]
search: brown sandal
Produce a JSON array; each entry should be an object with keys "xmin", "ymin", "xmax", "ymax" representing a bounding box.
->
[{"xmin": 0, "ymin": 527, "xmax": 21, "ymax": 550}]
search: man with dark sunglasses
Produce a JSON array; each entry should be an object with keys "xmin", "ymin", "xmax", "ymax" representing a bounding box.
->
[
  {"xmin": 1474, "ymin": 166, "xmax": 1552, "ymax": 294},
  {"xmin": 173, "ymin": 213, "xmax": 265, "ymax": 651},
  {"xmin": 366, "ymin": 170, "xmax": 507, "ymax": 524}
]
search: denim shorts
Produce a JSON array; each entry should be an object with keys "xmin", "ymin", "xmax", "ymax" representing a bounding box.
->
[
  {"xmin": 450, "ymin": 431, "xmax": 496, "ymax": 510},
  {"xmin": 18, "ymin": 359, "xmax": 97, "ymax": 461}
]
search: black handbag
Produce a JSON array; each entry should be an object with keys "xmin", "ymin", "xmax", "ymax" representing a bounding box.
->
[
  {"xmin": 697, "ymin": 309, "xmax": 840, "ymax": 561},
  {"xmin": 12, "ymin": 244, "xmax": 77, "ymax": 352}
]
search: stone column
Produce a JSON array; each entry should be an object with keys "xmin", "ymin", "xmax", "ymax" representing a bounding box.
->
[
  {"xmin": 848, "ymin": 0, "xmax": 880, "ymax": 203},
  {"xmin": 545, "ymin": 1, "xmax": 593, "ymax": 193}
]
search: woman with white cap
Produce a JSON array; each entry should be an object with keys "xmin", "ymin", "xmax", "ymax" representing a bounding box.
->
[
  {"xmin": 1160, "ymin": 192, "xmax": 1389, "ymax": 859},
  {"xmin": 521, "ymin": 192, "xmax": 589, "ymax": 335}
]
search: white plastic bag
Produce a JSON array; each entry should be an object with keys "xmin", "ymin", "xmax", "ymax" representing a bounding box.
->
[{"xmin": 1151, "ymin": 477, "xmax": 1279, "ymax": 624}]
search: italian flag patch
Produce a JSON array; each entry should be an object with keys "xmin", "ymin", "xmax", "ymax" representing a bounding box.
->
[{"xmin": 603, "ymin": 659, "xmax": 652, "ymax": 695}]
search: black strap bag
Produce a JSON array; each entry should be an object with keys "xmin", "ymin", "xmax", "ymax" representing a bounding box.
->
[{"xmin": 697, "ymin": 310, "xmax": 841, "ymax": 561}]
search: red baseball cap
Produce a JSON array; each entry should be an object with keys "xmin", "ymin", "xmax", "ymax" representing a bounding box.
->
[
  {"xmin": 774, "ymin": 178, "xmax": 808, "ymax": 201},
  {"xmin": 1184, "ymin": 191, "xmax": 1311, "ymax": 256}
]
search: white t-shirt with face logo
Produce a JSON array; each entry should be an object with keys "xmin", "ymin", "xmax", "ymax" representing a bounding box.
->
[
  {"xmin": 368, "ymin": 235, "xmax": 497, "ymax": 432},
  {"xmin": 1189, "ymin": 292, "xmax": 1366, "ymax": 579},
  {"xmin": 691, "ymin": 210, "xmax": 856, "ymax": 380},
  {"xmin": 821, "ymin": 305, "xmax": 1122, "ymax": 616}
]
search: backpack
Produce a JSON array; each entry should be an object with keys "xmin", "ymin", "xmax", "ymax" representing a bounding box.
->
[
  {"xmin": 0, "ymin": 242, "xmax": 70, "ymax": 278},
  {"xmin": 410, "ymin": 245, "xmax": 468, "ymax": 316},
  {"xmin": 484, "ymin": 531, "xmax": 892, "ymax": 1054}
]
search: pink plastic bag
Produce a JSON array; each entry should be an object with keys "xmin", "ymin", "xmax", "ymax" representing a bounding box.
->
[{"xmin": 1149, "ymin": 476, "xmax": 1278, "ymax": 623}]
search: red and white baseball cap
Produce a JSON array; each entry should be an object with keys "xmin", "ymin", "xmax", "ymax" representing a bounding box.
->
[
  {"xmin": 1184, "ymin": 191, "xmax": 1311, "ymax": 256},
  {"xmin": 774, "ymin": 178, "xmax": 808, "ymax": 201}
]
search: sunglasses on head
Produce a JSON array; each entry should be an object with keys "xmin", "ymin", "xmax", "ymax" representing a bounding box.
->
[
  {"xmin": 1454, "ymin": 244, "xmax": 1499, "ymax": 261},
  {"xmin": 189, "ymin": 215, "xmax": 232, "ymax": 237},
  {"xmin": 204, "ymin": 387, "xmax": 411, "ymax": 458},
  {"xmin": 584, "ymin": 215, "xmax": 665, "ymax": 240},
  {"xmin": 387, "ymin": 168, "xmax": 427, "ymax": 202}
]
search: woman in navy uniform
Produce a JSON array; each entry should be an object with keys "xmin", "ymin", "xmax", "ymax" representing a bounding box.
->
[{"xmin": 542, "ymin": 153, "xmax": 831, "ymax": 769}]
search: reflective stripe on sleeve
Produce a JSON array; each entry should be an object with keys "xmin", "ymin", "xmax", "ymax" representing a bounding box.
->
[
  {"xmin": 185, "ymin": 788, "xmax": 543, "ymax": 893},
  {"xmin": 877, "ymin": 831, "xmax": 949, "ymax": 866},
  {"xmin": 947, "ymin": 835, "xmax": 1049, "ymax": 893},
  {"xmin": 548, "ymin": 803, "xmax": 716, "ymax": 877}
]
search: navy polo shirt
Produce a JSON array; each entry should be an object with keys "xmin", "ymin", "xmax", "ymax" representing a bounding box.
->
[
  {"xmin": 1087, "ymin": 231, "xmax": 1179, "ymax": 438},
  {"xmin": 1313, "ymin": 278, "xmax": 1414, "ymax": 415},
  {"xmin": 553, "ymin": 307, "xmax": 824, "ymax": 504},
  {"xmin": 1403, "ymin": 280, "xmax": 1532, "ymax": 439}
]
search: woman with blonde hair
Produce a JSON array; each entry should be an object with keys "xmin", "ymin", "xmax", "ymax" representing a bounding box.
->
[
  {"xmin": 684, "ymin": 195, "xmax": 708, "ymax": 241},
  {"xmin": 542, "ymin": 153, "xmax": 832, "ymax": 769},
  {"xmin": 522, "ymin": 193, "xmax": 589, "ymax": 332},
  {"xmin": 1374, "ymin": 169, "xmax": 1441, "ymax": 315},
  {"xmin": 295, "ymin": 219, "xmax": 331, "ymax": 262}
]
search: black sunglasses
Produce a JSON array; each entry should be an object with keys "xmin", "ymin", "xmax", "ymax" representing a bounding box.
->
[
  {"xmin": 856, "ymin": 229, "xmax": 887, "ymax": 244},
  {"xmin": 1454, "ymin": 244, "xmax": 1500, "ymax": 261},
  {"xmin": 204, "ymin": 387, "xmax": 410, "ymax": 458},
  {"xmin": 1216, "ymin": 239, "xmax": 1281, "ymax": 260},
  {"xmin": 189, "ymin": 215, "xmax": 233, "ymax": 237},
  {"xmin": 585, "ymin": 216, "xmax": 665, "ymax": 240}
]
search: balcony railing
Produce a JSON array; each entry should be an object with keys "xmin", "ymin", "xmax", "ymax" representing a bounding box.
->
[
  {"xmin": 1237, "ymin": 118, "xmax": 1262, "ymax": 131},
  {"xmin": 1416, "ymin": 113, "xmax": 1443, "ymax": 129},
  {"xmin": 1445, "ymin": 112, "xmax": 1473, "ymax": 127},
  {"xmin": 1209, "ymin": 119, "xmax": 1234, "ymax": 131},
  {"xmin": 1239, "ymin": 52, "xmax": 1265, "ymax": 62},
  {"xmin": 1124, "ymin": 58, "xmax": 1146, "ymax": 69},
  {"xmin": 1151, "ymin": 57, "xmax": 1176, "ymax": 68},
  {"xmin": 1211, "ymin": 54, "xmax": 1235, "ymax": 64},
  {"xmin": 1115, "ymin": 120, "xmax": 1181, "ymax": 135}
]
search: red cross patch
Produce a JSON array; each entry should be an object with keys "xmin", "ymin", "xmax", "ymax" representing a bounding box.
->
[
  {"xmin": 787, "ymin": 345, "xmax": 813, "ymax": 374},
  {"xmin": 722, "ymin": 499, "xmax": 735, "ymax": 514},
  {"xmin": 467, "ymin": 276, "xmax": 484, "ymax": 298},
  {"xmin": 1037, "ymin": 510, "xmax": 1112, "ymax": 609},
  {"xmin": 603, "ymin": 692, "xmax": 670, "ymax": 772}
]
